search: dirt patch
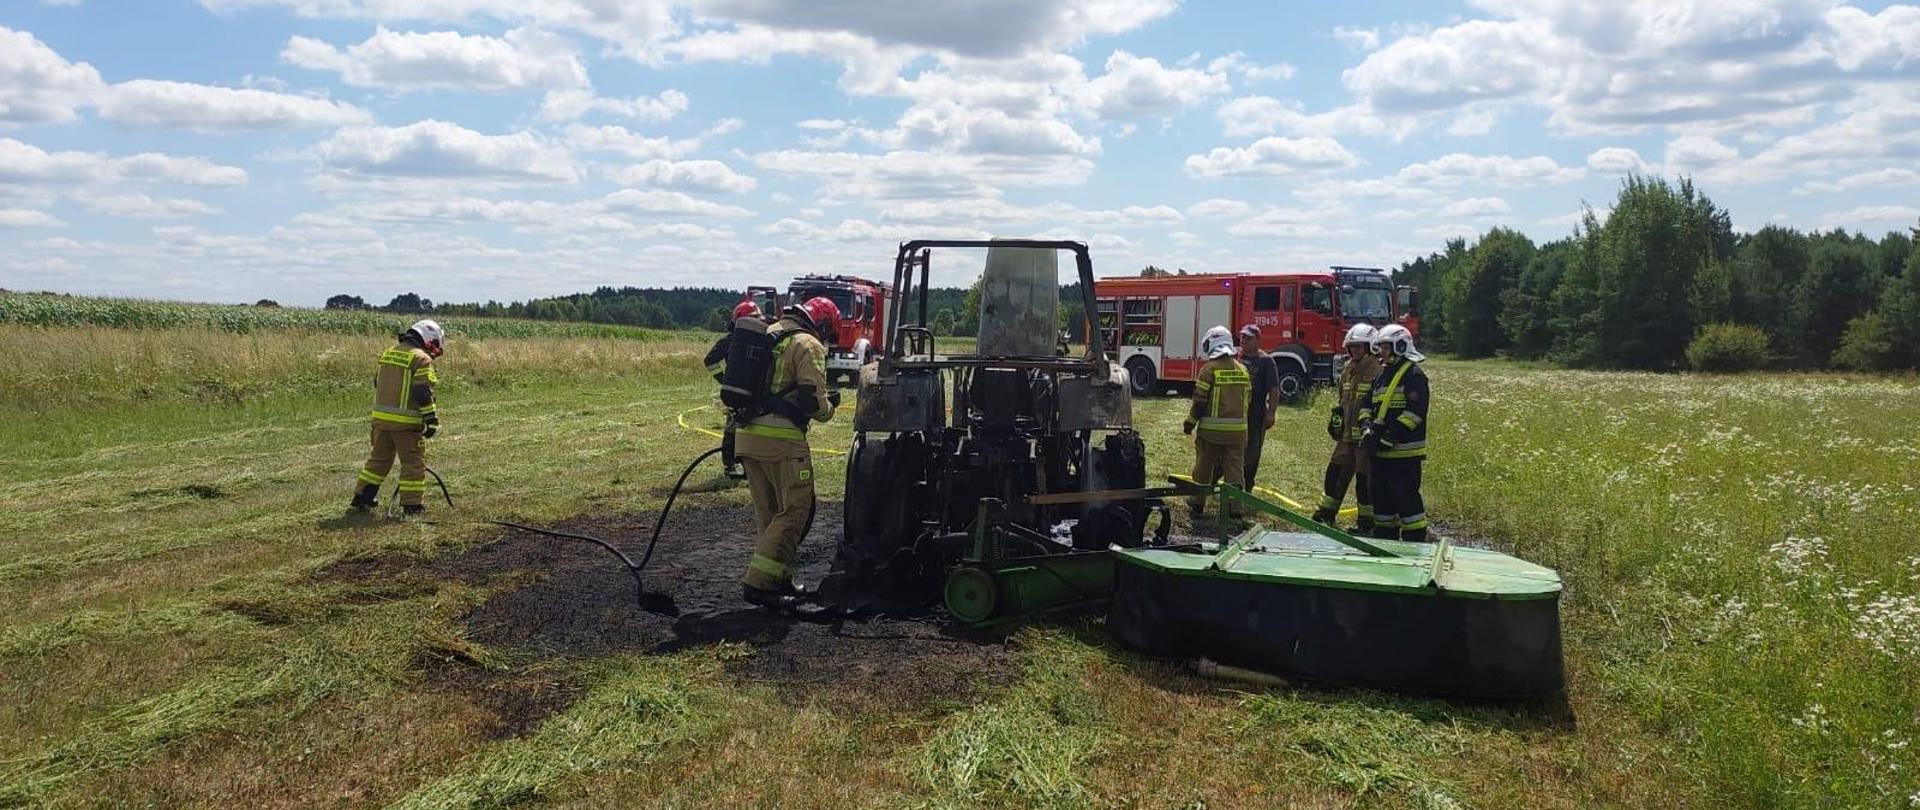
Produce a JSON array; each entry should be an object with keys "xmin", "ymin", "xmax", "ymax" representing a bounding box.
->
[{"xmin": 324, "ymin": 499, "xmax": 1018, "ymax": 711}]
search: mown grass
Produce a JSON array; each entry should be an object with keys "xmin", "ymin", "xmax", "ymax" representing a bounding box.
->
[{"xmin": 1, "ymin": 321, "xmax": 1915, "ymax": 808}]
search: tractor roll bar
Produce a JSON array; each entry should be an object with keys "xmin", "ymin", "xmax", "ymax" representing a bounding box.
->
[{"xmin": 886, "ymin": 239, "xmax": 1104, "ymax": 369}]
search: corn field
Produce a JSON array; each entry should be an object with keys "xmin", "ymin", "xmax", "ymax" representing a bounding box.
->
[{"xmin": 0, "ymin": 292, "xmax": 666, "ymax": 341}]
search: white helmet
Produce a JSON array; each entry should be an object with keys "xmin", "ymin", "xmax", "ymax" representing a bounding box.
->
[
  {"xmin": 1343, "ymin": 323, "xmax": 1377, "ymax": 347},
  {"xmin": 1371, "ymin": 324, "xmax": 1422, "ymax": 362},
  {"xmin": 409, "ymin": 318, "xmax": 445, "ymax": 357},
  {"xmin": 1201, "ymin": 325, "xmax": 1237, "ymax": 359}
]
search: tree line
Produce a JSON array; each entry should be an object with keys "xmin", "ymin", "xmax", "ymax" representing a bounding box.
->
[{"xmin": 1391, "ymin": 176, "xmax": 1920, "ymax": 372}]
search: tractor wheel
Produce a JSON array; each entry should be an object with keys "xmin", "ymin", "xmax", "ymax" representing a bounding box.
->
[{"xmin": 1124, "ymin": 356, "xmax": 1157, "ymax": 397}]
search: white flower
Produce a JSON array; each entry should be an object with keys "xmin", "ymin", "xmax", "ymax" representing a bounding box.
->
[{"xmin": 1768, "ymin": 536, "xmax": 1830, "ymax": 580}]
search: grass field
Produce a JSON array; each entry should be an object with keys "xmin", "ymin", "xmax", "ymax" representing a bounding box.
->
[{"xmin": 2, "ymin": 321, "xmax": 1916, "ymax": 808}]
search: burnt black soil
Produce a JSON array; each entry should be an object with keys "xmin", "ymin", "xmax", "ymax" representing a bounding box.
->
[{"xmin": 326, "ymin": 498, "xmax": 1017, "ymax": 711}]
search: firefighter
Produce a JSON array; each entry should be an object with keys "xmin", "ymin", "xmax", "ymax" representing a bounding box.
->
[
  {"xmin": 1184, "ymin": 325, "xmax": 1251, "ymax": 522},
  {"xmin": 706, "ymin": 300, "xmax": 765, "ymax": 479},
  {"xmin": 736, "ymin": 296, "xmax": 843, "ymax": 611},
  {"xmin": 1313, "ymin": 324, "xmax": 1380, "ymax": 530},
  {"xmin": 1363, "ymin": 324, "xmax": 1429, "ymax": 542},
  {"xmin": 349, "ymin": 319, "xmax": 444, "ymax": 517},
  {"xmin": 1236, "ymin": 324, "xmax": 1280, "ymax": 486}
]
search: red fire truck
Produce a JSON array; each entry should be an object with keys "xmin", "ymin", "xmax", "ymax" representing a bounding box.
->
[
  {"xmin": 1093, "ymin": 267, "xmax": 1418, "ymax": 400},
  {"xmin": 741, "ymin": 275, "xmax": 895, "ymax": 387}
]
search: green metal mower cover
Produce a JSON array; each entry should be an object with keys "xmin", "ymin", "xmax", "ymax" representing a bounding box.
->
[{"xmin": 1106, "ymin": 484, "xmax": 1566, "ymax": 698}]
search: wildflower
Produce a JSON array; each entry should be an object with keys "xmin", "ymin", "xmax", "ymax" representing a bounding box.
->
[
  {"xmin": 1767, "ymin": 537, "xmax": 1830, "ymax": 580},
  {"xmin": 1791, "ymin": 703, "xmax": 1833, "ymax": 735}
]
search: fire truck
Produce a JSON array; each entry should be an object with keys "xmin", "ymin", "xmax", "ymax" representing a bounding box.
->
[
  {"xmin": 1093, "ymin": 267, "xmax": 1418, "ymax": 400},
  {"xmin": 741, "ymin": 275, "xmax": 895, "ymax": 387}
]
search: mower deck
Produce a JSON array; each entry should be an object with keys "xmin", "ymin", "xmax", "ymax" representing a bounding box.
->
[{"xmin": 1109, "ymin": 527, "xmax": 1564, "ymax": 698}]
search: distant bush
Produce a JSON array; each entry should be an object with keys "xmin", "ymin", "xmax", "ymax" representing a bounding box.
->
[
  {"xmin": 1831, "ymin": 311, "xmax": 1902, "ymax": 371},
  {"xmin": 1686, "ymin": 322, "xmax": 1771, "ymax": 372}
]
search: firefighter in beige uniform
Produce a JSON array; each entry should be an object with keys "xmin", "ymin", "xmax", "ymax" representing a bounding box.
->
[
  {"xmin": 1184, "ymin": 325, "xmax": 1252, "ymax": 521},
  {"xmin": 736, "ymin": 297, "xmax": 842, "ymax": 610},
  {"xmin": 1313, "ymin": 324, "xmax": 1382, "ymax": 531},
  {"xmin": 349, "ymin": 319, "xmax": 444, "ymax": 517}
]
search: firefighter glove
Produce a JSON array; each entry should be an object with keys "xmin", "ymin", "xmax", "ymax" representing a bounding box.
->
[
  {"xmin": 1182, "ymin": 420, "xmax": 1196, "ymax": 435},
  {"xmin": 1327, "ymin": 409, "xmax": 1343, "ymax": 440},
  {"xmin": 827, "ymin": 389, "xmax": 842, "ymax": 409},
  {"xmin": 422, "ymin": 416, "xmax": 439, "ymax": 439}
]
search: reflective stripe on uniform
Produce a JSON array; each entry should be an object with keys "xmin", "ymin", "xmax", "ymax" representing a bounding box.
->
[
  {"xmin": 357, "ymin": 468, "xmax": 386, "ymax": 486},
  {"xmin": 1378, "ymin": 440, "xmax": 1427, "ymax": 459},
  {"xmin": 379, "ymin": 349, "xmax": 415, "ymax": 369},
  {"xmin": 395, "ymin": 479, "xmax": 427, "ymax": 492},
  {"xmin": 740, "ymin": 422, "xmax": 806, "ymax": 440},
  {"xmin": 1397, "ymin": 412, "xmax": 1421, "ymax": 430},
  {"xmin": 1372, "ymin": 360, "xmax": 1414, "ymax": 423},
  {"xmin": 1375, "ymin": 513, "xmax": 1400, "ymax": 528},
  {"xmin": 1318, "ymin": 494, "xmax": 1340, "ymax": 510},
  {"xmin": 1197, "ymin": 417, "xmax": 1246, "ymax": 431},
  {"xmin": 749, "ymin": 553, "xmax": 789, "ymax": 579},
  {"xmin": 1400, "ymin": 512, "xmax": 1429, "ymax": 530},
  {"xmin": 371, "ymin": 406, "xmax": 424, "ymax": 426}
]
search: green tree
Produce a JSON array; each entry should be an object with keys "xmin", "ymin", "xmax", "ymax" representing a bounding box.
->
[
  {"xmin": 931, "ymin": 307, "xmax": 958, "ymax": 336},
  {"xmin": 1726, "ymin": 226, "xmax": 1810, "ymax": 343},
  {"xmin": 1444, "ymin": 227, "xmax": 1534, "ymax": 358},
  {"xmin": 1584, "ymin": 177, "xmax": 1731, "ymax": 368},
  {"xmin": 1787, "ymin": 239, "xmax": 1877, "ymax": 366},
  {"xmin": 1501, "ymin": 238, "xmax": 1576, "ymax": 359}
]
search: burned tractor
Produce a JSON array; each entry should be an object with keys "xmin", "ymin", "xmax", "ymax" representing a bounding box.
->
[{"xmin": 824, "ymin": 240, "xmax": 1171, "ymax": 621}]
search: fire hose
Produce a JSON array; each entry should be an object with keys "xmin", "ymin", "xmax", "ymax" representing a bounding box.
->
[{"xmin": 379, "ymin": 442, "xmax": 814, "ymax": 618}]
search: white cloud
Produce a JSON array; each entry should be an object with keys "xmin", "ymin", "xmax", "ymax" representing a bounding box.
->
[
  {"xmin": 1663, "ymin": 134, "xmax": 1743, "ymax": 183},
  {"xmin": 282, "ymin": 26, "xmax": 588, "ymax": 92},
  {"xmin": 0, "ymin": 208, "xmax": 64, "ymax": 228},
  {"xmin": 1076, "ymin": 50, "xmax": 1228, "ymax": 121},
  {"xmin": 1206, "ymin": 52, "xmax": 1294, "ymax": 83},
  {"xmin": 1332, "ymin": 26, "xmax": 1381, "ymax": 52},
  {"xmin": 97, "ymin": 79, "xmax": 370, "ymax": 131},
  {"xmin": 605, "ymin": 158, "xmax": 757, "ymax": 193},
  {"xmin": 1182, "ymin": 136, "xmax": 1361, "ymax": 178},
  {"xmin": 690, "ymin": 0, "xmax": 1178, "ymax": 58},
  {"xmin": 201, "ymin": 0, "xmax": 680, "ymax": 60},
  {"xmin": 1439, "ymin": 196, "xmax": 1512, "ymax": 219},
  {"xmin": 1223, "ymin": 205, "xmax": 1349, "ymax": 239},
  {"xmin": 564, "ymin": 123, "xmax": 704, "ymax": 161},
  {"xmin": 1187, "ymin": 198, "xmax": 1254, "ymax": 219},
  {"xmin": 1214, "ymin": 96, "xmax": 1406, "ymax": 139},
  {"xmin": 753, "ymin": 148, "xmax": 1093, "ymax": 201},
  {"xmin": 1819, "ymin": 205, "xmax": 1920, "ymax": 227},
  {"xmin": 1794, "ymin": 167, "xmax": 1920, "ymax": 195},
  {"xmin": 77, "ymin": 192, "xmax": 222, "ymax": 219},
  {"xmin": 538, "ymin": 88, "xmax": 689, "ymax": 122},
  {"xmin": 1395, "ymin": 153, "xmax": 1585, "ymax": 187},
  {"xmin": 0, "ymin": 138, "xmax": 248, "ymax": 187},
  {"xmin": 1586, "ymin": 146, "xmax": 1655, "ymax": 175},
  {"xmin": 316, "ymin": 120, "xmax": 578, "ymax": 182},
  {"xmin": 0, "ymin": 25, "xmax": 104, "ymax": 124},
  {"xmin": 601, "ymin": 188, "xmax": 754, "ymax": 218}
]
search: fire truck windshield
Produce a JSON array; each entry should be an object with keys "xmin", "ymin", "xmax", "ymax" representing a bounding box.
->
[
  {"xmin": 791, "ymin": 287, "xmax": 856, "ymax": 319},
  {"xmin": 1341, "ymin": 286, "xmax": 1393, "ymax": 319}
]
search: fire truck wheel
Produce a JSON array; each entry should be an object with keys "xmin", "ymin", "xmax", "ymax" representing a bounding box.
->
[
  {"xmin": 1275, "ymin": 364, "xmax": 1309, "ymax": 403},
  {"xmin": 1124, "ymin": 357, "xmax": 1157, "ymax": 397}
]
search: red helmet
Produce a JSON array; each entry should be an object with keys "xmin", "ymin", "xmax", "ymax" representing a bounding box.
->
[
  {"xmin": 791, "ymin": 296, "xmax": 842, "ymax": 334},
  {"xmin": 731, "ymin": 300, "xmax": 762, "ymax": 320}
]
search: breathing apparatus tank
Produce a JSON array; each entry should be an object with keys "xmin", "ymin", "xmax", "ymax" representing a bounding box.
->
[{"xmin": 719, "ymin": 317, "xmax": 781, "ymax": 413}]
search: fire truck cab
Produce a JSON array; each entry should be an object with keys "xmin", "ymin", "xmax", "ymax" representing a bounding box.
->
[
  {"xmin": 1093, "ymin": 268, "xmax": 1417, "ymax": 400},
  {"xmin": 785, "ymin": 274, "xmax": 894, "ymax": 387}
]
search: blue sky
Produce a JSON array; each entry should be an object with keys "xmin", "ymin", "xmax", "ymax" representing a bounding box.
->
[{"xmin": 2, "ymin": 0, "xmax": 1917, "ymax": 306}]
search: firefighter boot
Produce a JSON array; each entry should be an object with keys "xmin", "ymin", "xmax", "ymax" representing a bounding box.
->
[
  {"xmin": 348, "ymin": 484, "xmax": 379, "ymax": 513},
  {"xmin": 1311, "ymin": 506, "xmax": 1337, "ymax": 526},
  {"xmin": 741, "ymin": 583, "xmax": 834, "ymax": 619},
  {"xmin": 400, "ymin": 504, "xmax": 427, "ymax": 519}
]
